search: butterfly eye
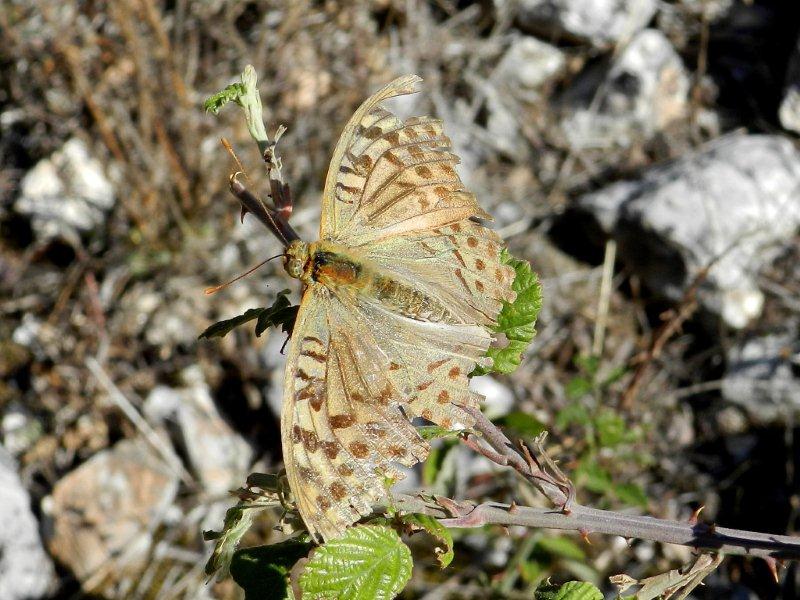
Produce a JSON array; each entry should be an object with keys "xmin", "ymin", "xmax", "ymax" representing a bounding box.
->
[{"xmin": 285, "ymin": 256, "xmax": 305, "ymax": 279}]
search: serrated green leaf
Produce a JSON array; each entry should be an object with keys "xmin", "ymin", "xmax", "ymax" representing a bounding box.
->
[
  {"xmin": 474, "ymin": 249, "xmax": 542, "ymax": 376},
  {"xmin": 495, "ymin": 411, "xmax": 546, "ymax": 438},
  {"xmin": 536, "ymin": 581, "xmax": 603, "ymax": 600},
  {"xmin": 400, "ymin": 513, "xmax": 454, "ymax": 568},
  {"xmin": 536, "ymin": 536, "xmax": 586, "ymax": 561},
  {"xmin": 203, "ymin": 82, "xmax": 247, "ymax": 114},
  {"xmin": 299, "ymin": 525, "xmax": 412, "ymax": 600},
  {"xmin": 230, "ymin": 539, "xmax": 312, "ymax": 600}
]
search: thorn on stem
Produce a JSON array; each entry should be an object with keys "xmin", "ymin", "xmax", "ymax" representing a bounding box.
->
[
  {"xmin": 689, "ymin": 505, "xmax": 705, "ymax": 525},
  {"xmin": 509, "ymin": 501, "xmax": 519, "ymax": 514},
  {"xmin": 579, "ymin": 528, "xmax": 592, "ymax": 545},
  {"xmin": 764, "ymin": 556, "xmax": 780, "ymax": 583}
]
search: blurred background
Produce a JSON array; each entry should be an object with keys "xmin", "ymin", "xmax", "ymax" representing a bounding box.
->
[{"xmin": 2, "ymin": 0, "xmax": 800, "ymax": 598}]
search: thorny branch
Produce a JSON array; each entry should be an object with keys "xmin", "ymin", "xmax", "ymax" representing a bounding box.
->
[{"xmin": 437, "ymin": 409, "xmax": 800, "ymax": 562}]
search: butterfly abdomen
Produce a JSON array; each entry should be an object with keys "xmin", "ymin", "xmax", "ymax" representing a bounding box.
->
[{"xmin": 369, "ymin": 273, "xmax": 454, "ymax": 323}]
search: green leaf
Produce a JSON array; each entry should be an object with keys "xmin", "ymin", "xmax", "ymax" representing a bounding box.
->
[
  {"xmin": 204, "ymin": 65, "xmax": 270, "ymax": 154},
  {"xmin": 203, "ymin": 82, "xmax": 247, "ymax": 115},
  {"xmin": 496, "ymin": 411, "xmax": 546, "ymax": 438},
  {"xmin": 574, "ymin": 355, "xmax": 600, "ymax": 377},
  {"xmin": 204, "ymin": 505, "xmax": 258, "ymax": 579},
  {"xmin": 555, "ymin": 402, "xmax": 590, "ymax": 429},
  {"xmin": 299, "ymin": 525, "xmax": 412, "ymax": 600},
  {"xmin": 565, "ymin": 377, "xmax": 593, "ymax": 400},
  {"xmin": 400, "ymin": 513, "xmax": 454, "ymax": 568},
  {"xmin": 535, "ymin": 581, "xmax": 603, "ymax": 600},
  {"xmin": 536, "ymin": 536, "xmax": 586, "ymax": 561},
  {"xmin": 198, "ymin": 308, "xmax": 264, "ymax": 339},
  {"xmin": 474, "ymin": 249, "xmax": 542, "ymax": 376},
  {"xmin": 230, "ymin": 539, "xmax": 312, "ymax": 600},
  {"xmin": 613, "ymin": 483, "xmax": 649, "ymax": 509},
  {"xmin": 595, "ymin": 409, "xmax": 627, "ymax": 448},
  {"xmin": 254, "ymin": 290, "xmax": 298, "ymax": 337},
  {"xmin": 574, "ymin": 460, "xmax": 613, "ymax": 494},
  {"xmin": 199, "ymin": 290, "xmax": 299, "ymax": 340}
]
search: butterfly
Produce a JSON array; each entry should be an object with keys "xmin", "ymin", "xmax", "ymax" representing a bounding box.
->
[{"xmin": 280, "ymin": 75, "xmax": 516, "ymax": 541}]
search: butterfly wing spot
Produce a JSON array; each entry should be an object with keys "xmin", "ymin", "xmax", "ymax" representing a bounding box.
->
[
  {"xmin": 467, "ymin": 236, "xmax": 478, "ymax": 248},
  {"xmin": 329, "ymin": 481, "xmax": 348, "ymax": 501},
  {"xmin": 426, "ymin": 358, "xmax": 449, "ymax": 373},
  {"xmin": 475, "ymin": 259, "xmax": 485, "ymax": 271},
  {"xmin": 330, "ymin": 414, "xmax": 356, "ymax": 429},
  {"xmin": 349, "ymin": 441, "xmax": 370, "ymax": 458},
  {"xmin": 448, "ymin": 366, "xmax": 461, "ymax": 379},
  {"xmin": 437, "ymin": 390, "xmax": 450, "ymax": 404},
  {"xmin": 321, "ymin": 441, "xmax": 340, "ymax": 460}
]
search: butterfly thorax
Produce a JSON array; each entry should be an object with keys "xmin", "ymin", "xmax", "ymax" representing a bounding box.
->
[{"xmin": 284, "ymin": 239, "xmax": 455, "ymax": 323}]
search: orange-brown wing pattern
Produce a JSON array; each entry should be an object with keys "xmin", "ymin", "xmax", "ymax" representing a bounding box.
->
[
  {"xmin": 283, "ymin": 75, "xmax": 516, "ymax": 541},
  {"xmin": 282, "ymin": 286, "xmax": 429, "ymax": 541}
]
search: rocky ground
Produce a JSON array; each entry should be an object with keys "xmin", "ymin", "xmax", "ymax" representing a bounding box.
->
[{"xmin": 1, "ymin": 1, "xmax": 799, "ymax": 598}]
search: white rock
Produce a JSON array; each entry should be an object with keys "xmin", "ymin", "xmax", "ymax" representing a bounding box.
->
[
  {"xmin": 496, "ymin": 36, "xmax": 565, "ymax": 91},
  {"xmin": 563, "ymin": 29, "xmax": 689, "ymax": 150},
  {"xmin": 144, "ymin": 366, "xmax": 253, "ymax": 495},
  {"xmin": 470, "ymin": 376, "xmax": 515, "ymax": 419},
  {"xmin": 722, "ymin": 333, "xmax": 800, "ymax": 425},
  {"xmin": 576, "ymin": 134, "xmax": 800, "ymax": 328},
  {"xmin": 779, "ymin": 34, "xmax": 800, "ymax": 134},
  {"xmin": 14, "ymin": 138, "xmax": 115, "ymax": 244},
  {"xmin": 515, "ymin": 0, "xmax": 657, "ymax": 48},
  {"xmin": 0, "ymin": 446, "xmax": 55, "ymax": 599}
]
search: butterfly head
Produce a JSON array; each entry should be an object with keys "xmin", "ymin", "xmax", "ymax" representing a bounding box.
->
[{"xmin": 284, "ymin": 240, "xmax": 310, "ymax": 281}]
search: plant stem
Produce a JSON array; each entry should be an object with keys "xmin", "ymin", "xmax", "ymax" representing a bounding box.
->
[{"xmin": 392, "ymin": 495, "xmax": 800, "ymax": 561}]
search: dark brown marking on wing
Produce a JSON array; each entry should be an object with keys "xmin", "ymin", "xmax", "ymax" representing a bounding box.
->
[
  {"xmin": 321, "ymin": 440, "xmax": 340, "ymax": 460},
  {"xmin": 349, "ymin": 441, "xmax": 369, "ymax": 458},
  {"xmin": 330, "ymin": 414, "xmax": 356, "ymax": 429},
  {"xmin": 426, "ymin": 358, "xmax": 448, "ymax": 373}
]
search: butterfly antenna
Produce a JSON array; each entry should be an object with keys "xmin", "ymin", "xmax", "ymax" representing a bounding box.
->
[{"xmin": 204, "ymin": 254, "xmax": 284, "ymax": 295}]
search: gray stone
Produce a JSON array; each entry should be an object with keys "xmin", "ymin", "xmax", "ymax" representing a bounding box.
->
[
  {"xmin": 562, "ymin": 29, "xmax": 689, "ymax": 150},
  {"xmin": 495, "ymin": 35, "xmax": 566, "ymax": 92},
  {"xmin": 144, "ymin": 366, "xmax": 253, "ymax": 495},
  {"xmin": 0, "ymin": 446, "xmax": 55, "ymax": 599},
  {"xmin": 722, "ymin": 333, "xmax": 800, "ymax": 425},
  {"xmin": 515, "ymin": 0, "xmax": 657, "ymax": 48},
  {"xmin": 43, "ymin": 438, "xmax": 178, "ymax": 593},
  {"xmin": 779, "ymin": 35, "xmax": 800, "ymax": 135},
  {"xmin": 14, "ymin": 138, "xmax": 115, "ymax": 245},
  {"xmin": 575, "ymin": 134, "xmax": 800, "ymax": 328}
]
